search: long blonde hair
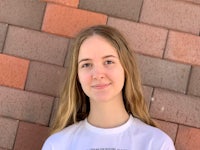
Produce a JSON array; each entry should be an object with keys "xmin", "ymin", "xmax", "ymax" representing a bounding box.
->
[{"xmin": 51, "ymin": 25, "xmax": 156, "ymax": 134}]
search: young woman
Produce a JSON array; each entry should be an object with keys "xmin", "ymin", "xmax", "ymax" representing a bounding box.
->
[{"xmin": 42, "ymin": 25, "xmax": 175, "ymax": 150}]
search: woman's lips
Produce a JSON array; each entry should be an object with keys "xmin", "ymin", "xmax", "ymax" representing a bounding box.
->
[{"xmin": 91, "ymin": 83, "xmax": 111, "ymax": 89}]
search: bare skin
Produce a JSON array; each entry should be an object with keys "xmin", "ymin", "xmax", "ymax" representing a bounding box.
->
[{"xmin": 78, "ymin": 35, "xmax": 129, "ymax": 128}]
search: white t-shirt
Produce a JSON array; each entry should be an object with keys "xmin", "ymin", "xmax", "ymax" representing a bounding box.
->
[{"xmin": 42, "ymin": 115, "xmax": 175, "ymax": 150}]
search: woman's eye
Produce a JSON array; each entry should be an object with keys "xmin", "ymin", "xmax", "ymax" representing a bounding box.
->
[
  {"xmin": 81, "ymin": 63, "xmax": 92, "ymax": 68},
  {"xmin": 105, "ymin": 60, "xmax": 114, "ymax": 65}
]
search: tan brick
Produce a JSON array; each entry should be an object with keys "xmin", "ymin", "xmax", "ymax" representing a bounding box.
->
[
  {"xmin": 175, "ymin": 125, "xmax": 200, "ymax": 150},
  {"xmin": 0, "ymin": 0, "xmax": 46, "ymax": 30},
  {"xmin": 4, "ymin": 26, "xmax": 69, "ymax": 66},
  {"xmin": 108, "ymin": 17, "xmax": 168, "ymax": 58},
  {"xmin": 188, "ymin": 66, "xmax": 200, "ymax": 97},
  {"xmin": 0, "ymin": 23, "xmax": 8, "ymax": 52},
  {"xmin": 14, "ymin": 122, "xmax": 50, "ymax": 150},
  {"xmin": 42, "ymin": 3, "xmax": 107, "ymax": 37},
  {"xmin": 182, "ymin": 0, "xmax": 200, "ymax": 4},
  {"xmin": 0, "ymin": 86, "xmax": 54, "ymax": 125},
  {"xmin": 42, "ymin": 0, "xmax": 79, "ymax": 7},
  {"xmin": 154, "ymin": 119, "xmax": 178, "ymax": 142},
  {"xmin": 150, "ymin": 88, "xmax": 200, "ymax": 128},
  {"xmin": 137, "ymin": 54, "xmax": 191, "ymax": 93},
  {"xmin": 25, "ymin": 61, "xmax": 66, "ymax": 97},
  {"xmin": 49, "ymin": 98, "xmax": 59, "ymax": 127},
  {"xmin": 0, "ymin": 117, "xmax": 18, "ymax": 149},
  {"xmin": 140, "ymin": 0, "xmax": 200, "ymax": 35},
  {"xmin": 0, "ymin": 148, "xmax": 9, "ymax": 150},
  {"xmin": 64, "ymin": 39, "xmax": 75, "ymax": 68},
  {"xmin": 79, "ymin": 0, "xmax": 143, "ymax": 21},
  {"xmin": 165, "ymin": 31, "xmax": 200, "ymax": 66},
  {"xmin": 0, "ymin": 54, "xmax": 29, "ymax": 89},
  {"xmin": 143, "ymin": 85, "xmax": 153, "ymax": 110}
]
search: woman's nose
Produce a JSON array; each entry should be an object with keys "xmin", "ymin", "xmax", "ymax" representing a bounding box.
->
[{"xmin": 92, "ymin": 65, "xmax": 105, "ymax": 80}]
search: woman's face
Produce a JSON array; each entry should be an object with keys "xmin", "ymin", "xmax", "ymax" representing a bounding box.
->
[{"xmin": 78, "ymin": 35, "xmax": 125, "ymax": 103}]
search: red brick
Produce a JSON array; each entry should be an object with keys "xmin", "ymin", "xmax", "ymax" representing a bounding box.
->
[
  {"xmin": 0, "ymin": 117, "xmax": 18, "ymax": 149},
  {"xmin": 4, "ymin": 26, "xmax": 69, "ymax": 66},
  {"xmin": 137, "ymin": 54, "xmax": 190, "ymax": 93},
  {"xmin": 79, "ymin": 0, "xmax": 143, "ymax": 21},
  {"xmin": 140, "ymin": 0, "xmax": 200, "ymax": 35},
  {"xmin": 25, "ymin": 61, "xmax": 66, "ymax": 97},
  {"xmin": 154, "ymin": 119, "xmax": 178, "ymax": 142},
  {"xmin": 108, "ymin": 17, "xmax": 168, "ymax": 57},
  {"xmin": 0, "ymin": 0, "xmax": 46, "ymax": 30},
  {"xmin": 0, "ymin": 86, "xmax": 54, "ymax": 125},
  {"xmin": 150, "ymin": 88, "xmax": 200, "ymax": 128},
  {"xmin": 42, "ymin": 3, "xmax": 107, "ymax": 37},
  {"xmin": 165, "ymin": 31, "xmax": 200, "ymax": 66},
  {"xmin": 175, "ymin": 125, "xmax": 200, "ymax": 150},
  {"xmin": 14, "ymin": 121, "xmax": 50, "ymax": 150},
  {"xmin": 0, "ymin": 54, "xmax": 29, "ymax": 89},
  {"xmin": 0, "ymin": 23, "xmax": 8, "ymax": 52},
  {"xmin": 42, "ymin": 0, "xmax": 79, "ymax": 7}
]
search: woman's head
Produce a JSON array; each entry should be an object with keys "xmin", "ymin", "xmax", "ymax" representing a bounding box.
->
[
  {"xmin": 51, "ymin": 25, "xmax": 156, "ymax": 134},
  {"xmin": 77, "ymin": 34, "xmax": 125, "ymax": 104}
]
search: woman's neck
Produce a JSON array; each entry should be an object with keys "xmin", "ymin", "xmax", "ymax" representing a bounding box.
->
[{"xmin": 87, "ymin": 99, "xmax": 129, "ymax": 128}]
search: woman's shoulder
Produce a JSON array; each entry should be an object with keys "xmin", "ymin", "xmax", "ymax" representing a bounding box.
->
[
  {"xmin": 132, "ymin": 117, "xmax": 168, "ymax": 136},
  {"xmin": 130, "ymin": 116, "xmax": 175, "ymax": 149},
  {"xmin": 50, "ymin": 120, "xmax": 85, "ymax": 140},
  {"xmin": 42, "ymin": 120, "xmax": 85, "ymax": 150}
]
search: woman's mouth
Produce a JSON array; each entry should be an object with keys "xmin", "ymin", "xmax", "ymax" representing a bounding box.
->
[{"xmin": 91, "ymin": 83, "xmax": 111, "ymax": 89}]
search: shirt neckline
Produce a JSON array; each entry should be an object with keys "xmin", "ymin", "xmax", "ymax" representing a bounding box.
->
[{"xmin": 84, "ymin": 115, "xmax": 134, "ymax": 134}]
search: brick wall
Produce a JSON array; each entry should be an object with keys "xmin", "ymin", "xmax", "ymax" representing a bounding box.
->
[{"xmin": 0, "ymin": 0, "xmax": 200, "ymax": 149}]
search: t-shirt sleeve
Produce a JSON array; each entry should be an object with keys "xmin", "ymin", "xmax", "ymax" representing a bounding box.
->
[
  {"xmin": 168, "ymin": 144, "xmax": 176, "ymax": 150},
  {"xmin": 165, "ymin": 143, "xmax": 176, "ymax": 150},
  {"xmin": 162, "ymin": 137, "xmax": 176, "ymax": 150},
  {"xmin": 41, "ymin": 139, "xmax": 53, "ymax": 150}
]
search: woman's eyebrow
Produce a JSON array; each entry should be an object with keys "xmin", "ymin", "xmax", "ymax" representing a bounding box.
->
[
  {"xmin": 103, "ymin": 55, "xmax": 118, "ymax": 59},
  {"xmin": 78, "ymin": 55, "xmax": 118, "ymax": 64},
  {"xmin": 78, "ymin": 58, "xmax": 91, "ymax": 64}
]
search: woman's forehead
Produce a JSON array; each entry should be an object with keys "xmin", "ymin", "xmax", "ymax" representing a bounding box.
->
[{"xmin": 78, "ymin": 35, "xmax": 119, "ymax": 60}]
